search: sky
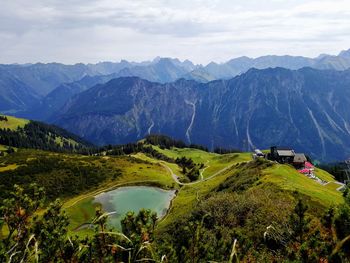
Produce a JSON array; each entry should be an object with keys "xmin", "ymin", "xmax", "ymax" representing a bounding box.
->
[{"xmin": 1, "ymin": 0, "xmax": 350, "ymax": 65}]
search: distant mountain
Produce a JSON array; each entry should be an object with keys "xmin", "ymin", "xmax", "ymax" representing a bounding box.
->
[
  {"xmin": 186, "ymin": 49, "xmax": 350, "ymax": 81},
  {"xmin": 314, "ymin": 49, "xmax": 350, "ymax": 70},
  {"xmin": 115, "ymin": 57, "xmax": 197, "ymax": 83},
  {"xmin": 0, "ymin": 58, "xmax": 197, "ymax": 96},
  {"xmin": 20, "ymin": 73, "xmax": 122, "ymax": 120},
  {"xmin": 1, "ymin": 49, "xmax": 350, "ymax": 103},
  {"xmin": 0, "ymin": 58, "xmax": 198, "ymax": 114},
  {"xmin": 0, "ymin": 63, "xmax": 98, "ymax": 96},
  {"xmin": 182, "ymin": 67, "xmax": 216, "ymax": 82},
  {"xmin": 0, "ymin": 50, "xmax": 350, "ymax": 115},
  {"xmin": 0, "ymin": 69, "xmax": 40, "ymax": 113},
  {"xmin": 52, "ymin": 68, "xmax": 350, "ymax": 161},
  {"xmin": 86, "ymin": 60, "xmax": 144, "ymax": 75},
  {"xmin": 16, "ymin": 58, "xmax": 197, "ymax": 121}
]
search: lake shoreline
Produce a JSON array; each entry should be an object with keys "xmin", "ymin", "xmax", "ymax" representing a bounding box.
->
[{"xmin": 74, "ymin": 184, "xmax": 178, "ymax": 231}]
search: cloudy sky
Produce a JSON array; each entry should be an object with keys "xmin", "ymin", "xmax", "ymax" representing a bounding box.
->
[{"xmin": 1, "ymin": 0, "xmax": 350, "ymax": 64}]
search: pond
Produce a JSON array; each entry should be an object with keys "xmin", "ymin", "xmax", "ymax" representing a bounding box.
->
[{"xmin": 93, "ymin": 186, "xmax": 176, "ymax": 229}]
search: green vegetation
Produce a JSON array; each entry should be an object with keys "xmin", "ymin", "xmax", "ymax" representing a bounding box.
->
[
  {"xmin": 65, "ymin": 197, "xmax": 98, "ymax": 233},
  {"xmin": 318, "ymin": 162, "xmax": 350, "ymax": 182},
  {"xmin": 0, "ymin": 114, "xmax": 28, "ymax": 130},
  {"xmin": 145, "ymin": 134, "xmax": 208, "ymax": 152},
  {"xmin": 2, "ymin": 161, "xmax": 350, "ymax": 262},
  {"xmin": 314, "ymin": 167, "xmax": 337, "ymax": 182},
  {"xmin": 0, "ymin": 185, "xmax": 161, "ymax": 262},
  {"xmin": 0, "ymin": 115, "xmax": 91, "ymax": 152},
  {"xmin": 1, "ymin": 133, "xmax": 349, "ymax": 261},
  {"xmin": 262, "ymin": 164, "xmax": 343, "ymax": 206},
  {"xmin": 0, "ymin": 149, "xmax": 173, "ymax": 203},
  {"xmin": 0, "ymin": 163, "xmax": 18, "ymax": 172},
  {"xmin": 156, "ymin": 159, "xmax": 350, "ymax": 262},
  {"xmin": 153, "ymin": 145, "xmax": 251, "ymax": 178},
  {"xmin": 325, "ymin": 182, "xmax": 343, "ymax": 191},
  {"xmin": 0, "ymin": 149, "xmax": 119, "ymax": 201}
]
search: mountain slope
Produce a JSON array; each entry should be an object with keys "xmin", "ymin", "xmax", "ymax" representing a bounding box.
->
[
  {"xmin": 20, "ymin": 73, "xmax": 122, "ymax": 120},
  {"xmin": 0, "ymin": 114, "xmax": 91, "ymax": 151},
  {"xmin": 315, "ymin": 49, "xmax": 350, "ymax": 70},
  {"xmin": 53, "ymin": 77, "xmax": 198, "ymax": 146},
  {"xmin": 53, "ymin": 68, "xmax": 350, "ymax": 161},
  {"xmin": 0, "ymin": 63, "xmax": 97, "ymax": 96},
  {"xmin": 0, "ymin": 58, "xmax": 196, "ymax": 97},
  {"xmin": 0, "ymin": 58, "xmax": 198, "ymax": 116},
  {"xmin": 2, "ymin": 50, "xmax": 350, "ymax": 116},
  {"xmin": 0, "ymin": 69, "xmax": 40, "ymax": 113}
]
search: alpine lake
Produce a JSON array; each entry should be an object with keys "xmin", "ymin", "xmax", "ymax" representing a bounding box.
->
[{"xmin": 93, "ymin": 186, "xmax": 176, "ymax": 229}]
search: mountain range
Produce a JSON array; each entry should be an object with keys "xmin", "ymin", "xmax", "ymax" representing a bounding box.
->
[
  {"xmin": 1, "ymin": 49, "xmax": 350, "ymax": 115},
  {"xmin": 187, "ymin": 49, "xmax": 350, "ymax": 81},
  {"xmin": 52, "ymin": 67, "xmax": 350, "ymax": 162},
  {"xmin": 1, "ymin": 50, "xmax": 350, "ymax": 161}
]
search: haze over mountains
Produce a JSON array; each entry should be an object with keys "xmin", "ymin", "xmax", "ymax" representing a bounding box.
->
[
  {"xmin": 1, "ymin": 49, "xmax": 350, "ymax": 161},
  {"xmin": 2, "ymin": 49, "xmax": 350, "ymax": 114}
]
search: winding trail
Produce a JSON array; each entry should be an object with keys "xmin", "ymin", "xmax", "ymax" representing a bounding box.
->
[
  {"xmin": 199, "ymin": 160, "xmax": 210, "ymax": 180},
  {"xmin": 160, "ymin": 162, "xmax": 234, "ymax": 186},
  {"xmin": 323, "ymin": 181, "xmax": 346, "ymax": 191}
]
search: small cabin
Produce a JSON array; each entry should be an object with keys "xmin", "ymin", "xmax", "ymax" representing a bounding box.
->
[{"xmin": 269, "ymin": 146, "xmax": 295, "ymax": 164}]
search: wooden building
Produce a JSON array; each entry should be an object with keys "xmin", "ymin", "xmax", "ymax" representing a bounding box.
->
[{"xmin": 269, "ymin": 146, "xmax": 295, "ymax": 164}]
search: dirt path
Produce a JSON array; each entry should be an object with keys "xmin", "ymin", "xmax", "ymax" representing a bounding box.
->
[
  {"xmin": 200, "ymin": 160, "xmax": 210, "ymax": 180},
  {"xmin": 161, "ymin": 162, "xmax": 234, "ymax": 186},
  {"xmin": 323, "ymin": 181, "xmax": 346, "ymax": 191}
]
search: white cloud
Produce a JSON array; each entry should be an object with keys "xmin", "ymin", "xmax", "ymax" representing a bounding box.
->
[{"xmin": 0, "ymin": 0, "xmax": 349, "ymax": 64}]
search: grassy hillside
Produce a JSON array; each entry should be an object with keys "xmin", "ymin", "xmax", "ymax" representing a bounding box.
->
[
  {"xmin": 0, "ymin": 145, "xmax": 7, "ymax": 151},
  {"xmin": 0, "ymin": 148, "xmax": 174, "ymax": 200},
  {"xmin": 0, "ymin": 147, "xmax": 175, "ymax": 234},
  {"xmin": 261, "ymin": 164, "xmax": 343, "ymax": 206},
  {"xmin": 0, "ymin": 114, "xmax": 91, "ymax": 151},
  {"xmin": 1, "ymin": 140, "xmax": 348, "ymax": 261},
  {"xmin": 0, "ymin": 115, "xmax": 28, "ymax": 130},
  {"xmin": 0, "ymin": 144, "xmax": 343, "ymax": 233},
  {"xmin": 152, "ymin": 145, "xmax": 251, "ymax": 178},
  {"xmin": 155, "ymin": 157, "xmax": 348, "ymax": 262},
  {"xmin": 156, "ymin": 151, "xmax": 343, "ymax": 231},
  {"xmin": 53, "ymin": 145, "xmax": 343, "ymax": 237}
]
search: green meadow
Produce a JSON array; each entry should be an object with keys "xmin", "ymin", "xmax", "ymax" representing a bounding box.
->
[{"xmin": 0, "ymin": 115, "xmax": 29, "ymax": 130}]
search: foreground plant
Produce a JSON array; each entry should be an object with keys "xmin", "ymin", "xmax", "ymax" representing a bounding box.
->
[
  {"xmin": 0, "ymin": 184, "xmax": 45, "ymax": 262},
  {"xmin": 0, "ymin": 184, "xmax": 162, "ymax": 262}
]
